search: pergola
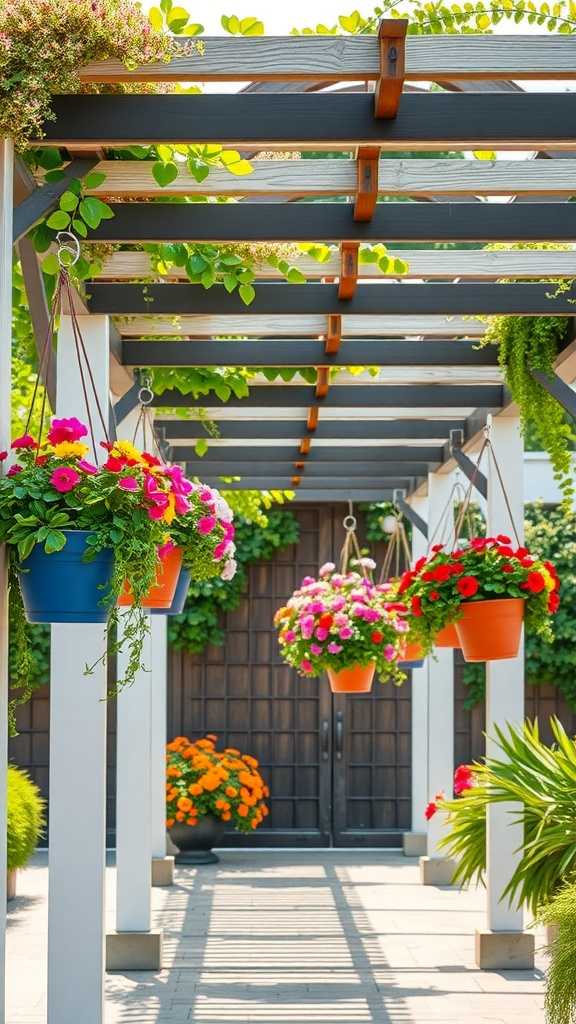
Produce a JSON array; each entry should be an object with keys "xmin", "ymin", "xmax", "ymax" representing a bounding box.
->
[{"xmin": 2, "ymin": 24, "xmax": 576, "ymax": 1024}]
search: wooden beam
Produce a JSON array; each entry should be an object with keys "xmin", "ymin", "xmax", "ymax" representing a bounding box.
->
[
  {"xmin": 307, "ymin": 408, "xmax": 320, "ymax": 431},
  {"xmin": 337, "ymin": 244, "xmax": 359, "ymax": 300},
  {"xmin": 354, "ymin": 148, "xmax": 380, "ymax": 222},
  {"xmin": 158, "ymin": 418, "xmax": 467, "ymax": 440},
  {"xmin": 79, "ymin": 36, "xmax": 576, "ymax": 83},
  {"xmin": 118, "ymin": 314, "xmax": 485, "ymax": 337},
  {"xmin": 121, "ymin": 338, "xmax": 498, "ymax": 368},
  {"xmin": 325, "ymin": 315, "xmax": 342, "ymax": 356},
  {"xmin": 96, "ymin": 248, "xmax": 576, "ymax": 282},
  {"xmin": 375, "ymin": 20, "xmax": 407, "ymax": 119},
  {"xmin": 39, "ymin": 93, "xmax": 576, "ymax": 150},
  {"xmin": 88, "ymin": 281, "xmax": 576, "ymax": 317},
  {"xmin": 79, "ymin": 157, "xmax": 576, "ymax": 198},
  {"xmin": 193, "ymin": 475, "xmax": 423, "ymax": 490},
  {"xmin": 316, "ymin": 367, "xmax": 330, "ymax": 399},
  {"xmin": 81, "ymin": 200, "xmax": 576, "ymax": 244},
  {"xmin": 174, "ymin": 444, "xmax": 444, "ymax": 463},
  {"xmin": 151, "ymin": 383, "xmax": 503, "ymax": 408},
  {"xmin": 184, "ymin": 459, "xmax": 437, "ymax": 476}
]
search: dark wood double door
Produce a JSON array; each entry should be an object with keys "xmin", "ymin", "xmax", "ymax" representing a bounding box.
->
[{"xmin": 168, "ymin": 504, "xmax": 412, "ymax": 848}]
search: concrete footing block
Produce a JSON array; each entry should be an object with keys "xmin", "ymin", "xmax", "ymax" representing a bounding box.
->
[
  {"xmin": 419, "ymin": 855, "xmax": 459, "ymax": 886},
  {"xmin": 106, "ymin": 929, "xmax": 163, "ymax": 971},
  {"xmin": 151, "ymin": 856, "xmax": 174, "ymax": 887},
  {"xmin": 403, "ymin": 832, "xmax": 427, "ymax": 857},
  {"xmin": 475, "ymin": 928, "xmax": 535, "ymax": 970}
]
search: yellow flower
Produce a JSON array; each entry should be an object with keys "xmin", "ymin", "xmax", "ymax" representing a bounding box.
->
[
  {"xmin": 540, "ymin": 567, "xmax": 556, "ymax": 593},
  {"xmin": 51, "ymin": 441, "xmax": 89, "ymax": 458},
  {"xmin": 112, "ymin": 440, "xmax": 144, "ymax": 463},
  {"xmin": 162, "ymin": 491, "xmax": 176, "ymax": 526}
]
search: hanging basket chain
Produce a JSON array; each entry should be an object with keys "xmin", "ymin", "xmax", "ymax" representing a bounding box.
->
[
  {"xmin": 24, "ymin": 272, "xmax": 64, "ymax": 460},
  {"xmin": 379, "ymin": 516, "xmax": 411, "ymax": 584},
  {"xmin": 61, "ymin": 271, "xmax": 110, "ymax": 460},
  {"xmin": 452, "ymin": 430, "xmax": 521, "ymax": 549}
]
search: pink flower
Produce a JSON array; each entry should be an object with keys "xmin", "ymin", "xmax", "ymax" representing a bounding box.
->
[
  {"xmin": 198, "ymin": 516, "xmax": 216, "ymax": 535},
  {"xmin": 332, "ymin": 596, "xmax": 346, "ymax": 612},
  {"xmin": 213, "ymin": 541, "xmax": 227, "ymax": 560},
  {"xmin": 301, "ymin": 576, "xmax": 315, "ymax": 586},
  {"xmin": 327, "ymin": 642, "xmax": 342, "ymax": 654},
  {"xmin": 118, "ymin": 476, "xmax": 139, "ymax": 491},
  {"xmin": 165, "ymin": 464, "xmax": 193, "ymax": 495},
  {"xmin": 6, "ymin": 464, "xmax": 22, "ymax": 477},
  {"xmin": 334, "ymin": 613, "xmax": 348, "ymax": 628},
  {"xmin": 384, "ymin": 644, "xmax": 396, "ymax": 661},
  {"xmin": 301, "ymin": 659, "xmax": 313, "ymax": 673},
  {"xmin": 221, "ymin": 559, "xmax": 237, "ymax": 581},
  {"xmin": 11, "ymin": 434, "xmax": 36, "ymax": 449},
  {"xmin": 148, "ymin": 505, "xmax": 168, "ymax": 521},
  {"xmin": 362, "ymin": 608, "xmax": 381, "ymax": 623},
  {"xmin": 319, "ymin": 562, "xmax": 335, "ymax": 576},
  {"xmin": 310, "ymin": 644, "xmax": 323, "ymax": 655},
  {"xmin": 199, "ymin": 488, "xmax": 214, "ymax": 503},
  {"xmin": 78, "ymin": 459, "xmax": 98, "ymax": 475},
  {"xmin": 174, "ymin": 494, "xmax": 191, "ymax": 516},
  {"xmin": 47, "ymin": 417, "xmax": 87, "ymax": 445},
  {"xmin": 315, "ymin": 626, "xmax": 329, "ymax": 641},
  {"xmin": 308, "ymin": 601, "xmax": 326, "ymax": 614},
  {"xmin": 284, "ymin": 630, "xmax": 295, "ymax": 643},
  {"xmin": 0, "ymin": 451, "xmax": 7, "ymax": 461},
  {"xmin": 158, "ymin": 540, "xmax": 175, "ymax": 560},
  {"xmin": 339, "ymin": 627, "xmax": 353, "ymax": 640},
  {"xmin": 454, "ymin": 765, "xmax": 475, "ymax": 795},
  {"xmin": 301, "ymin": 616, "xmax": 315, "ymax": 640},
  {"xmin": 50, "ymin": 467, "xmax": 80, "ymax": 492}
]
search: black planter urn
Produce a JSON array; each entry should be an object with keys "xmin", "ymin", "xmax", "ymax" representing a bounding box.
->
[{"xmin": 169, "ymin": 814, "xmax": 227, "ymax": 864}]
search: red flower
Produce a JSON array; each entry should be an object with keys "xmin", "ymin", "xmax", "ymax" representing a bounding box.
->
[
  {"xmin": 100, "ymin": 441, "xmax": 114, "ymax": 451},
  {"xmin": 11, "ymin": 434, "xmax": 36, "ymax": 449},
  {"xmin": 431, "ymin": 543, "xmax": 444, "ymax": 553},
  {"xmin": 385, "ymin": 602, "xmax": 408, "ymax": 613},
  {"xmin": 454, "ymin": 764, "xmax": 474, "ymax": 795},
  {"xmin": 496, "ymin": 534, "xmax": 511, "ymax": 544},
  {"xmin": 515, "ymin": 547, "xmax": 530, "ymax": 559},
  {"xmin": 429, "ymin": 591, "xmax": 440, "ymax": 602},
  {"xmin": 520, "ymin": 557, "xmax": 535, "ymax": 568},
  {"xmin": 103, "ymin": 456, "xmax": 124, "ymax": 473},
  {"xmin": 496, "ymin": 545, "xmax": 514, "ymax": 558},
  {"xmin": 451, "ymin": 550, "xmax": 464, "ymax": 559},
  {"xmin": 411, "ymin": 595, "xmax": 422, "ymax": 617},
  {"xmin": 421, "ymin": 571, "xmax": 434, "ymax": 582},
  {"xmin": 501, "ymin": 564, "xmax": 514, "ymax": 573},
  {"xmin": 457, "ymin": 576, "xmax": 479, "ymax": 598},
  {"xmin": 0, "ymin": 451, "xmax": 7, "ymax": 461},
  {"xmin": 424, "ymin": 801, "xmax": 437, "ymax": 821},
  {"xmin": 35, "ymin": 456, "xmax": 48, "ymax": 466},
  {"xmin": 548, "ymin": 592, "xmax": 560, "ymax": 613},
  {"xmin": 432, "ymin": 564, "xmax": 451, "ymax": 583},
  {"xmin": 319, "ymin": 613, "xmax": 334, "ymax": 630},
  {"xmin": 471, "ymin": 538, "xmax": 487, "ymax": 550},
  {"xmin": 450, "ymin": 562, "xmax": 464, "ymax": 575},
  {"xmin": 371, "ymin": 631, "xmax": 384, "ymax": 644},
  {"xmin": 398, "ymin": 572, "xmax": 415, "ymax": 596},
  {"xmin": 524, "ymin": 571, "xmax": 546, "ymax": 594},
  {"xmin": 414, "ymin": 556, "xmax": 427, "ymax": 572}
]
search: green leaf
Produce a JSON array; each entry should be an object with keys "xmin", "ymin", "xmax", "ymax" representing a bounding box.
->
[
  {"xmin": 44, "ymin": 169, "xmax": 65, "ymax": 184},
  {"xmin": 59, "ymin": 191, "xmax": 79, "ymax": 212},
  {"xmin": 239, "ymin": 283, "xmax": 256, "ymax": 305},
  {"xmin": 78, "ymin": 197, "xmax": 103, "ymax": 229},
  {"xmin": 239, "ymin": 16, "xmax": 264, "ymax": 34},
  {"xmin": 37, "ymin": 147, "xmax": 63, "ymax": 171},
  {"xmin": 187, "ymin": 158, "xmax": 210, "ymax": 183},
  {"xmin": 167, "ymin": 5, "xmax": 190, "ymax": 31},
  {"xmin": 181, "ymin": 23, "xmax": 204, "ymax": 34},
  {"xmin": 152, "ymin": 161, "xmax": 179, "ymax": 188},
  {"xmin": 41, "ymin": 253, "xmax": 60, "ymax": 276},
  {"xmin": 473, "ymin": 150, "xmax": 497, "ymax": 161},
  {"xmin": 148, "ymin": 6, "xmax": 164, "ymax": 31},
  {"xmin": 156, "ymin": 144, "xmax": 174, "ymax": 163},
  {"xmin": 160, "ymin": 0, "xmax": 172, "ymax": 13},
  {"xmin": 83, "ymin": 172, "xmax": 107, "ymax": 189},
  {"xmin": 187, "ymin": 253, "xmax": 209, "ymax": 275},
  {"xmin": 201, "ymin": 268, "xmax": 215, "ymax": 289},
  {"xmin": 195, "ymin": 437, "xmax": 208, "ymax": 457},
  {"xmin": 223, "ymin": 14, "xmax": 240, "ymax": 33},
  {"xmin": 72, "ymin": 218, "xmax": 88, "ymax": 238},
  {"xmin": 286, "ymin": 267, "xmax": 307, "ymax": 284},
  {"xmin": 46, "ymin": 210, "xmax": 71, "ymax": 230},
  {"xmin": 223, "ymin": 274, "xmax": 238, "ymax": 293}
]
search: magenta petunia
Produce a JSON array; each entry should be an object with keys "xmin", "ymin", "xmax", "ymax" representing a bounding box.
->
[
  {"xmin": 315, "ymin": 626, "xmax": 329, "ymax": 642},
  {"xmin": 384, "ymin": 644, "xmax": 396, "ymax": 661},
  {"xmin": 77, "ymin": 459, "xmax": 98, "ymax": 475},
  {"xmin": 11, "ymin": 434, "xmax": 36, "ymax": 449},
  {"xmin": 327, "ymin": 642, "xmax": 343, "ymax": 654},
  {"xmin": 118, "ymin": 477, "xmax": 139, "ymax": 491},
  {"xmin": 339, "ymin": 627, "xmax": 353, "ymax": 640},
  {"xmin": 198, "ymin": 516, "xmax": 216, "ymax": 535},
  {"xmin": 301, "ymin": 659, "xmax": 313, "ymax": 673},
  {"xmin": 50, "ymin": 467, "xmax": 80, "ymax": 492},
  {"xmin": 47, "ymin": 417, "xmax": 88, "ymax": 446},
  {"xmin": 158, "ymin": 540, "xmax": 175, "ymax": 560},
  {"xmin": 6, "ymin": 464, "xmax": 23, "ymax": 477},
  {"xmin": 310, "ymin": 644, "xmax": 323, "ymax": 656},
  {"xmin": 0, "ymin": 451, "xmax": 7, "ymax": 461},
  {"xmin": 284, "ymin": 630, "xmax": 295, "ymax": 643}
]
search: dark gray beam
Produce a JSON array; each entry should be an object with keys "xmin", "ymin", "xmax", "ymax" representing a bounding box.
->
[
  {"xmin": 153, "ymin": 384, "xmax": 504, "ymax": 408},
  {"xmin": 530, "ymin": 369, "xmax": 576, "ymax": 420},
  {"xmin": 158, "ymin": 418, "xmax": 467, "ymax": 441},
  {"xmin": 112, "ymin": 380, "xmax": 141, "ymax": 426},
  {"xmin": 184, "ymin": 461, "xmax": 436, "ymax": 477},
  {"xmin": 123, "ymin": 338, "xmax": 498, "ymax": 368},
  {"xmin": 449, "ymin": 429, "xmax": 488, "ymax": 498},
  {"xmin": 16, "ymin": 237, "xmax": 56, "ymax": 411},
  {"xmin": 393, "ymin": 490, "xmax": 428, "ymax": 539},
  {"xmin": 84, "ymin": 201, "xmax": 576, "ymax": 244},
  {"xmin": 13, "ymin": 158, "xmax": 98, "ymax": 243},
  {"xmin": 92, "ymin": 282, "xmax": 576, "ymax": 318},
  {"xmin": 290, "ymin": 489, "xmax": 398, "ymax": 501},
  {"xmin": 39, "ymin": 93, "xmax": 576, "ymax": 148},
  {"xmin": 187, "ymin": 475, "xmax": 420, "ymax": 490},
  {"xmin": 177, "ymin": 445, "xmax": 444, "ymax": 462}
]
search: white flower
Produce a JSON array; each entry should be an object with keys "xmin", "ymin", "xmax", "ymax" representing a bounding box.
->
[
  {"xmin": 221, "ymin": 558, "xmax": 237, "ymax": 581},
  {"xmin": 319, "ymin": 562, "xmax": 335, "ymax": 576},
  {"xmin": 357, "ymin": 557, "xmax": 376, "ymax": 570}
]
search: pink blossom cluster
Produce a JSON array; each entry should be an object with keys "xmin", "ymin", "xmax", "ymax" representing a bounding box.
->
[
  {"xmin": 274, "ymin": 565, "xmax": 409, "ymax": 679},
  {"xmin": 186, "ymin": 483, "xmax": 237, "ymax": 580}
]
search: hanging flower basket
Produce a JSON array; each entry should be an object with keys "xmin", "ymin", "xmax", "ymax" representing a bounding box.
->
[
  {"xmin": 118, "ymin": 544, "xmax": 183, "ymax": 609},
  {"xmin": 455, "ymin": 597, "xmax": 525, "ymax": 662},
  {"xmin": 398, "ymin": 641, "xmax": 425, "ymax": 669},
  {"xmin": 150, "ymin": 567, "xmax": 192, "ymax": 617},
  {"xmin": 17, "ymin": 529, "xmax": 114, "ymax": 624},
  {"xmin": 326, "ymin": 661, "xmax": 376, "ymax": 694},
  {"xmin": 434, "ymin": 623, "xmax": 460, "ymax": 649}
]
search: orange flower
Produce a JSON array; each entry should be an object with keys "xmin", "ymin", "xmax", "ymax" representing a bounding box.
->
[
  {"xmin": 238, "ymin": 804, "xmax": 249, "ymax": 817},
  {"xmin": 187, "ymin": 817, "xmax": 198, "ymax": 826},
  {"xmin": 166, "ymin": 818, "xmax": 174, "ymax": 828},
  {"xmin": 261, "ymin": 805, "xmax": 269, "ymax": 816},
  {"xmin": 224, "ymin": 748, "xmax": 240, "ymax": 756},
  {"xmin": 206, "ymin": 733, "xmax": 218, "ymax": 742},
  {"xmin": 167, "ymin": 766, "xmax": 181, "ymax": 778},
  {"xmin": 251, "ymin": 818, "xmax": 259, "ymax": 829},
  {"xmin": 175, "ymin": 811, "xmax": 185, "ymax": 822},
  {"xmin": 177, "ymin": 796, "xmax": 192, "ymax": 813},
  {"xmin": 225, "ymin": 786, "xmax": 238, "ymax": 798},
  {"xmin": 242, "ymin": 754, "xmax": 259, "ymax": 768},
  {"xmin": 222, "ymin": 812, "xmax": 231, "ymax": 821},
  {"xmin": 188, "ymin": 783, "xmax": 202, "ymax": 796}
]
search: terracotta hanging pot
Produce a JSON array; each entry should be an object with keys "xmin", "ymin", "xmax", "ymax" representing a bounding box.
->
[
  {"xmin": 398, "ymin": 642, "xmax": 425, "ymax": 669},
  {"xmin": 326, "ymin": 662, "xmax": 375, "ymax": 694},
  {"xmin": 118, "ymin": 546, "xmax": 183, "ymax": 609},
  {"xmin": 435, "ymin": 623, "xmax": 460, "ymax": 649},
  {"xmin": 455, "ymin": 598, "xmax": 524, "ymax": 662}
]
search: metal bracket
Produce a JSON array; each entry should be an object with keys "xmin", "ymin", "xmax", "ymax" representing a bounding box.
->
[
  {"xmin": 393, "ymin": 489, "xmax": 428, "ymax": 539},
  {"xmin": 530, "ymin": 368, "xmax": 576, "ymax": 420},
  {"xmin": 354, "ymin": 146, "xmax": 380, "ymax": 222},
  {"xmin": 338, "ymin": 242, "xmax": 360, "ymax": 300},
  {"xmin": 449, "ymin": 429, "xmax": 488, "ymax": 499},
  {"xmin": 374, "ymin": 19, "xmax": 408, "ymax": 119}
]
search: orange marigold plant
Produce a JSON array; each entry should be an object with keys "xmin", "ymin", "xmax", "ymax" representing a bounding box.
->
[{"xmin": 166, "ymin": 735, "xmax": 269, "ymax": 834}]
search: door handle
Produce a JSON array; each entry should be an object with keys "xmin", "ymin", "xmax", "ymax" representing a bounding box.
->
[
  {"xmin": 322, "ymin": 719, "xmax": 329, "ymax": 761},
  {"xmin": 335, "ymin": 710, "xmax": 344, "ymax": 761}
]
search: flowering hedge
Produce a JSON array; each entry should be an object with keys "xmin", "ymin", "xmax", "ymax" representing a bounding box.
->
[
  {"xmin": 274, "ymin": 561, "xmax": 410, "ymax": 683},
  {"xmin": 166, "ymin": 734, "xmax": 269, "ymax": 834}
]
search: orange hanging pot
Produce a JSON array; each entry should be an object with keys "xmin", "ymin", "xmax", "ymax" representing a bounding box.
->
[
  {"xmin": 326, "ymin": 662, "xmax": 375, "ymax": 694},
  {"xmin": 454, "ymin": 598, "xmax": 524, "ymax": 662},
  {"xmin": 398, "ymin": 642, "xmax": 425, "ymax": 669},
  {"xmin": 435, "ymin": 622, "xmax": 460, "ymax": 649},
  {"xmin": 118, "ymin": 546, "xmax": 184, "ymax": 609}
]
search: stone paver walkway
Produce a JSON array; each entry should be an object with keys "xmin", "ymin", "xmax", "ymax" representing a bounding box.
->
[{"xmin": 7, "ymin": 850, "xmax": 548, "ymax": 1024}]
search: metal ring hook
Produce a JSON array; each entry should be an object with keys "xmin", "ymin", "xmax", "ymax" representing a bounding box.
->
[
  {"xmin": 138, "ymin": 386, "xmax": 154, "ymax": 406},
  {"xmin": 343, "ymin": 514, "xmax": 357, "ymax": 532},
  {"xmin": 56, "ymin": 231, "xmax": 81, "ymax": 268}
]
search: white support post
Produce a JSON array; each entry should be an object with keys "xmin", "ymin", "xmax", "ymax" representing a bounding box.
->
[
  {"xmin": 106, "ymin": 407, "xmax": 163, "ymax": 970},
  {"xmin": 420, "ymin": 471, "xmax": 458, "ymax": 886},
  {"xmin": 0, "ymin": 137, "xmax": 14, "ymax": 1024},
  {"xmin": 150, "ymin": 615, "xmax": 174, "ymax": 885},
  {"xmin": 403, "ymin": 494, "xmax": 429, "ymax": 858},
  {"xmin": 48, "ymin": 315, "xmax": 110, "ymax": 1024},
  {"xmin": 475, "ymin": 413, "xmax": 534, "ymax": 970}
]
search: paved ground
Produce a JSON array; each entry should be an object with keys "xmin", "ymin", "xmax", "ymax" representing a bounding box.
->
[{"xmin": 7, "ymin": 849, "xmax": 548, "ymax": 1024}]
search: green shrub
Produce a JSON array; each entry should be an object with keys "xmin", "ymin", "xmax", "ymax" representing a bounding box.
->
[
  {"xmin": 7, "ymin": 765, "xmax": 44, "ymax": 870},
  {"xmin": 536, "ymin": 882, "xmax": 576, "ymax": 1024}
]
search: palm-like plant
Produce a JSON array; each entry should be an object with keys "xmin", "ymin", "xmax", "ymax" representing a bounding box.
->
[{"xmin": 437, "ymin": 718, "xmax": 576, "ymax": 915}]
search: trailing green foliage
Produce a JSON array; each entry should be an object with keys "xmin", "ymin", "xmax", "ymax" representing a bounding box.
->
[
  {"xmin": 7, "ymin": 765, "xmax": 45, "ymax": 870},
  {"xmin": 438, "ymin": 717, "xmax": 576, "ymax": 915},
  {"xmin": 168, "ymin": 510, "xmax": 300, "ymax": 653},
  {"xmin": 536, "ymin": 882, "xmax": 576, "ymax": 1024}
]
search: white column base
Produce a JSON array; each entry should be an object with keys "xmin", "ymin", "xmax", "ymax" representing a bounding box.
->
[
  {"xmin": 106, "ymin": 930, "xmax": 163, "ymax": 972},
  {"xmin": 151, "ymin": 857, "xmax": 174, "ymax": 887},
  {"xmin": 419, "ymin": 855, "xmax": 458, "ymax": 886},
  {"xmin": 475, "ymin": 929, "xmax": 535, "ymax": 970},
  {"xmin": 403, "ymin": 832, "xmax": 427, "ymax": 857}
]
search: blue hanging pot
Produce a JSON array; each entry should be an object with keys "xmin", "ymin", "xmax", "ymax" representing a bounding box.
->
[
  {"xmin": 401, "ymin": 660, "xmax": 425, "ymax": 670},
  {"xmin": 150, "ymin": 567, "xmax": 191, "ymax": 616},
  {"xmin": 17, "ymin": 530, "xmax": 114, "ymax": 624}
]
